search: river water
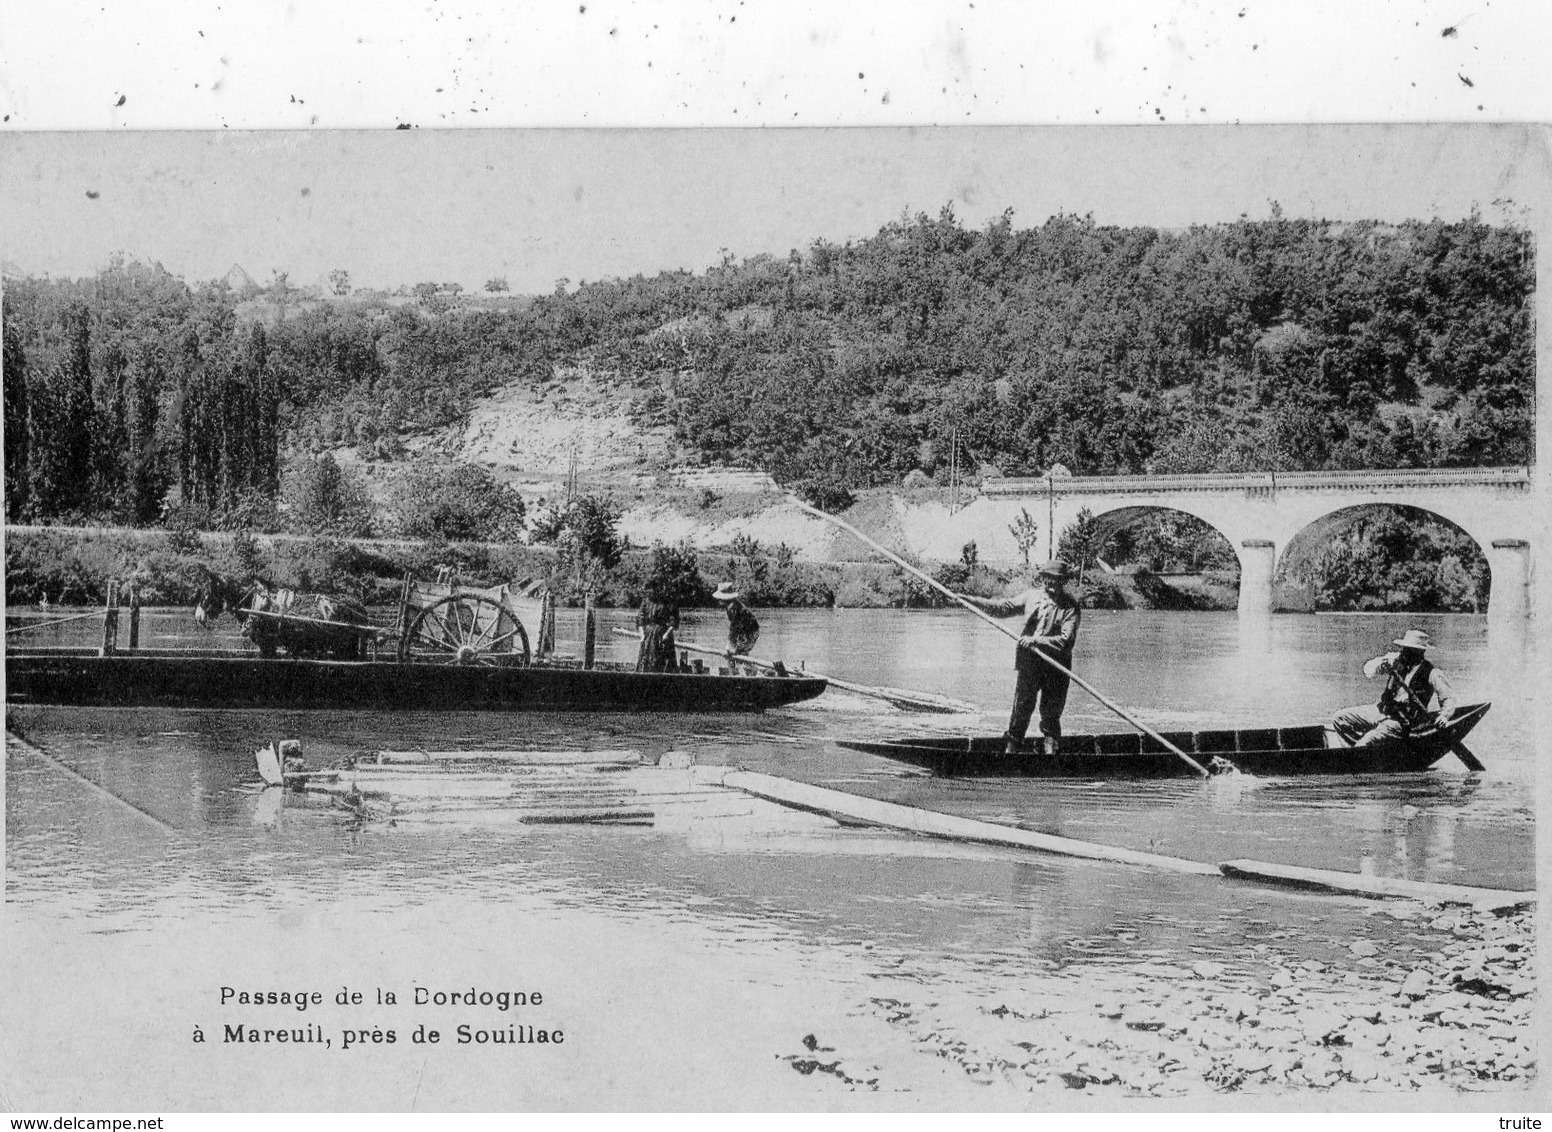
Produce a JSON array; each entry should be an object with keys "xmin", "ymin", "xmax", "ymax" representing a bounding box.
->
[{"xmin": 2, "ymin": 607, "xmax": 1539, "ymax": 1108}]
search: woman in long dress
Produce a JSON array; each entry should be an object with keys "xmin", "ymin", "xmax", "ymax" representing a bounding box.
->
[{"xmin": 635, "ymin": 591, "xmax": 680, "ymax": 673}]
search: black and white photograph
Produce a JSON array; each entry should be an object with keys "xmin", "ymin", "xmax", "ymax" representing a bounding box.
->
[{"xmin": 2, "ymin": 4, "xmax": 1548, "ymax": 1119}]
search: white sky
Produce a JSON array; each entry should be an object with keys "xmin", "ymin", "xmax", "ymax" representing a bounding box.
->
[
  {"xmin": 1, "ymin": 3, "xmax": 1550, "ymax": 294},
  {"xmin": 2, "ymin": 126, "xmax": 1546, "ymax": 296}
]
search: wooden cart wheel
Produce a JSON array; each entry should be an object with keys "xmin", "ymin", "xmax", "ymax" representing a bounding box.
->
[{"xmin": 397, "ymin": 594, "xmax": 531, "ymax": 665}]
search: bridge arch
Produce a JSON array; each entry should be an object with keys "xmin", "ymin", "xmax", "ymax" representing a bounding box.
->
[
  {"xmin": 1083, "ymin": 505, "xmax": 1240, "ymax": 575},
  {"xmin": 1275, "ymin": 504, "xmax": 1491, "ymax": 613}
]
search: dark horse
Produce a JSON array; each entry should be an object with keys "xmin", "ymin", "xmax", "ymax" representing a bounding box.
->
[{"xmin": 195, "ymin": 568, "xmax": 378, "ymax": 659}]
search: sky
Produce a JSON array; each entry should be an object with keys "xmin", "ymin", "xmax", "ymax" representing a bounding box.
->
[
  {"xmin": 2, "ymin": 4, "xmax": 1550, "ymax": 295},
  {"xmin": 2, "ymin": 125, "xmax": 1547, "ymax": 295}
]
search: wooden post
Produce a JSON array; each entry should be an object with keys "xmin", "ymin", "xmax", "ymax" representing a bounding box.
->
[
  {"xmin": 127, "ymin": 586, "xmax": 140, "ymax": 651},
  {"xmin": 396, "ymin": 571, "xmax": 414, "ymax": 643},
  {"xmin": 538, "ymin": 591, "xmax": 555, "ymax": 659},
  {"xmin": 99, "ymin": 580, "xmax": 120, "ymax": 657},
  {"xmin": 583, "ymin": 592, "xmax": 596, "ymax": 669}
]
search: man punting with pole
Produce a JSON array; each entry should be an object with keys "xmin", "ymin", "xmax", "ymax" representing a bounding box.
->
[{"xmin": 959, "ymin": 560, "xmax": 1081, "ymax": 757}]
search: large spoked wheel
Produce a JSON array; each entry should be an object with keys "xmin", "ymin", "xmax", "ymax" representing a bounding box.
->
[{"xmin": 397, "ymin": 595, "xmax": 531, "ymax": 666}]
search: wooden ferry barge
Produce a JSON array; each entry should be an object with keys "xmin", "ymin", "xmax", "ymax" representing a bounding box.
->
[{"xmin": 5, "ymin": 577, "xmax": 826, "ymax": 714}]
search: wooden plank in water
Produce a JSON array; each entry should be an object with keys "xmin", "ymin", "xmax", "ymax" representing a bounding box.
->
[
  {"xmin": 371, "ymin": 749, "xmax": 641, "ymax": 766},
  {"xmin": 1219, "ymin": 859, "xmax": 1535, "ymax": 911},
  {"xmin": 694, "ymin": 767, "xmax": 1218, "ymax": 874}
]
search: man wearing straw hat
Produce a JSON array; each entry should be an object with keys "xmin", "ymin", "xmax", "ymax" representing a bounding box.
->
[
  {"xmin": 711, "ymin": 582, "xmax": 760, "ymax": 669},
  {"xmin": 961, "ymin": 560, "xmax": 1081, "ymax": 757},
  {"xmin": 1333, "ymin": 628, "xmax": 1457, "ymax": 747}
]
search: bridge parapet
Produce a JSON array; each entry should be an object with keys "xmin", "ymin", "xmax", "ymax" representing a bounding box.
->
[{"xmin": 982, "ymin": 465, "xmax": 1531, "ymax": 496}]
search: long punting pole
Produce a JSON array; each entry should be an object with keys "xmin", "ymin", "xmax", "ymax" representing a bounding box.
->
[
  {"xmin": 610, "ymin": 628, "xmax": 978, "ymax": 714},
  {"xmin": 791, "ymin": 498, "xmax": 1212, "ymax": 778}
]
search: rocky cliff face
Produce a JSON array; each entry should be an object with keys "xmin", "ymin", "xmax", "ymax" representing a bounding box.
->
[{"xmin": 367, "ymin": 368, "xmax": 1042, "ymax": 566}]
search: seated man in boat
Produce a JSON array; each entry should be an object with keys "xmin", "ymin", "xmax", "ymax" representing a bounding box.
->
[
  {"xmin": 1332, "ymin": 629, "xmax": 1456, "ymax": 747},
  {"xmin": 711, "ymin": 582, "xmax": 760, "ymax": 668},
  {"xmin": 959, "ymin": 560, "xmax": 1081, "ymax": 757},
  {"xmin": 635, "ymin": 589, "xmax": 681, "ymax": 673}
]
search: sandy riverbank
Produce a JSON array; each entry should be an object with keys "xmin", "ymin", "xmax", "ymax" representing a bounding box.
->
[{"xmin": 839, "ymin": 904, "xmax": 1536, "ymax": 1099}]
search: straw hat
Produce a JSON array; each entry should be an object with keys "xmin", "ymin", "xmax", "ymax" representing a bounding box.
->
[
  {"xmin": 1392, "ymin": 629, "xmax": 1432, "ymax": 651},
  {"xmin": 711, "ymin": 582, "xmax": 741, "ymax": 602},
  {"xmin": 1037, "ymin": 560, "xmax": 1072, "ymax": 581}
]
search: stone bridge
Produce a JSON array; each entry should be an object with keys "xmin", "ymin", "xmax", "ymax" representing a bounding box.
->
[{"xmin": 975, "ymin": 466, "xmax": 1536, "ymax": 620}]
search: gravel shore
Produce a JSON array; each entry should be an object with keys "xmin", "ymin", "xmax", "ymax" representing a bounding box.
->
[{"xmin": 821, "ymin": 903, "xmax": 1536, "ymax": 1097}]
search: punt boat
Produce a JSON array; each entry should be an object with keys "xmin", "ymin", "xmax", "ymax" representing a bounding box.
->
[{"xmin": 836, "ymin": 703, "xmax": 1491, "ymax": 777}]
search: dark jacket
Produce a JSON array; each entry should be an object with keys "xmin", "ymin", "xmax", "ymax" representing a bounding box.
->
[{"xmin": 725, "ymin": 599, "xmax": 760, "ymax": 655}]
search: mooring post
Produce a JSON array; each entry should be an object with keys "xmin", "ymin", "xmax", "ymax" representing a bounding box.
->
[
  {"xmin": 99, "ymin": 580, "xmax": 120, "ymax": 657},
  {"xmin": 583, "ymin": 592, "xmax": 596, "ymax": 669},
  {"xmin": 396, "ymin": 571, "xmax": 414, "ymax": 639},
  {"xmin": 127, "ymin": 585, "xmax": 140, "ymax": 651},
  {"xmin": 538, "ymin": 591, "xmax": 555, "ymax": 659}
]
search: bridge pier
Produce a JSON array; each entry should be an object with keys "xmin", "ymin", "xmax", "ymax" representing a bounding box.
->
[
  {"xmin": 1237, "ymin": 539, "xmax": 1276, "ymax": 615},
  {"xmin": 1486, "ymin": 539, "xmax": 1531, "ymax": 622}
]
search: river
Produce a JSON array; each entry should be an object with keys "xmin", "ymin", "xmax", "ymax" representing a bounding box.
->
[{"xmin": 3, "ymin": 607, "xmax": 1538, "ymax": 1108}]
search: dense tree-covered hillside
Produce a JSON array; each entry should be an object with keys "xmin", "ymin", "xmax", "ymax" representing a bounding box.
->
[
  {"xmin": 637, "ymin": 207, "xmax": 1533, "ymax": 488},
  {"xmin": 1, "ymin": 207, "xmax": 1534, "ymax": 528}
]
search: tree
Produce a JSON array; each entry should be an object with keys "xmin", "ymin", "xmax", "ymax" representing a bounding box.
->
[
  {"xmin": 789, "ymin": 470, "xmax": 854, "ymax": 513},
  {"xmin": 1008, "ymin": 506, "xmax": 1040, "ymax": 566},
  {"xmin": 529, "ymin": 492, "xmax": 623, "ymax": 567},
  {"xmin": 642, "ymin": 541, "xmax": 708, "ymax": 606},
  {"xmin": 284, "ymin": 452, "xmax": 374, "ymax": 537},
  {"xmin": 1056, "ymin": 507, "xmax": 1102, "ymax": 583},
  {"xmin": 529, "ymin": 492, "xmax": 624, "ymax": 601},
  {"xmin": 484, "ymin": 277, "xmax": 510, "ymax": 293},
  {"xmin": 1303, "ymin": 508, "xmax": 1488, "ymax": 612},
  {"xmin": 3, "ymin": 318, "xmax": 30, "ymax": 519},
  {"xmin": 389, "ymin": 461, "xmax": 527, "ymax": 542},
  {"xmin": 729, "ymin": 531, "xmax": 769, "ymax": 584},
  {"xmin": 328, "ymin": 269, "xmax": 352, "ymax": 297},
  {"xmin": 119, "ymin": 341, "xmax": 170, "ymax": 524},
  {"xmin": 29, "ymin": 301, "xmax": 96, "ymax": 517},
  {"xmin": 412, "ymin": 282, "xmax": 446, "ymax": 313}
]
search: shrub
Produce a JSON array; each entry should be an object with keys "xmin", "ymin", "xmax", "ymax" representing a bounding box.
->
[
  {"xmin": 278, "ymin": 536, "xmax": 356, "ymax": 594},
  {"xmin": 1078, "ymin": 574, "xmax": 1130, "ymax": 610},
  {"xmin": 160, "ymin": 503, "xmax": 208, "ymax": 556},
  {"xmin": 530, "ymin": 493, "xmax": 624, "ymax": 568},
  {"xmin": 165, "ymin": 522, "xmax": 205, "ymax": 557},
  {"xmin": 389, "ymin": 461, "xmax": 525, "ymax": 542},
  {"xmin": 790, "ymin": 472, "xmax": 854, "ymax": 514},
  {"xmin": 228, "ymin": 529, "xmax": 267, "ymax": 579},
  {"xmin": 621, "ymin": 541, "xmax": 710, "ymax": 608},
  {"xmin": 1132, "ymin": 567, "xmax": 1212, "ymax": 610}
]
